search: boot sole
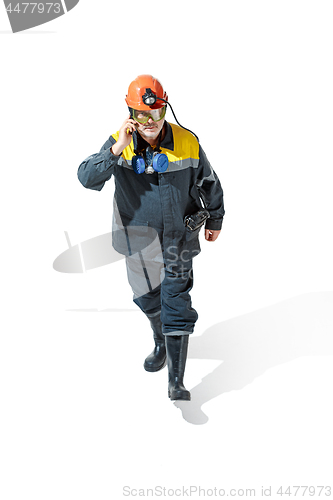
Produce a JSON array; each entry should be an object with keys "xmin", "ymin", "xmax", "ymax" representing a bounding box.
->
[
  {"xmin": 168, "ymin": 389, "xmax": 191, "ymax": 401},
  {"xmin": 144, "ymin": 359, "xmax": 167, "ymax": 372}
]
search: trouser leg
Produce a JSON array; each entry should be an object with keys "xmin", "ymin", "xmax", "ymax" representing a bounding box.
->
[
  {"xmin": 125, "ymin": 248, "xmax": 164, "ymax": 316},
  {"xmin": 125, "ymin": 241, "xmax": 196, "ymax": 396},
  {"xmin": 161, "ymin": 256, "xmax": 198, "ymax": 336},
  {"xmin": 161, "ymin": 255, "xmax": 196, "ymax": 400},
  {"xmin": 125, "ymin": 252, "xmax": 166, "ymax": 371}
]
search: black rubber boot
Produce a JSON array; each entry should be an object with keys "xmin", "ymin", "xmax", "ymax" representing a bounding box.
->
[
  {"xmin": 166, "ymin": 335, "xmax": 191, "ymax": 401},
  {"xmin": 144, "ymin": 313, "xmax": 166, "ymax": 372}
]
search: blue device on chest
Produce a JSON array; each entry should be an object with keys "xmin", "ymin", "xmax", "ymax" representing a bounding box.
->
[{"xmin": 132, "ymin": 147, "xmax": 169, "ymax": 175}]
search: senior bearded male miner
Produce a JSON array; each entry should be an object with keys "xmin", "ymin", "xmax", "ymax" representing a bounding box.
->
[{"xmin": 77, "ymin": 75, "xmax": 225, "ymax": 401}]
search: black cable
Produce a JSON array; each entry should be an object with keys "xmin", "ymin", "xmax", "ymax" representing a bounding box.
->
[{"xmin": 157, "ymin": 98, "xmax": 199, "ymax": 142}]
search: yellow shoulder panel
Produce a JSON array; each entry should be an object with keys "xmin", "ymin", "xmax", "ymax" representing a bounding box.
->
[
  {"xmin": 111, "ymin": 123, "xmax": 199, "ymax": 163},
  {"xmin": 160, "ymin": 123, "xmax": 199, "ymax": 162}
]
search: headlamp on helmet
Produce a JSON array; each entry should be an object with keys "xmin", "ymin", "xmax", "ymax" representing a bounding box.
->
[{"xmin": 142, "ymin": 88, "xmax": 158, "ymax": 106}]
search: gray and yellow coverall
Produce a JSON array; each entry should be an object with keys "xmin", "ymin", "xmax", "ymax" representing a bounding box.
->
[{"xmin": 77, "ymin": 121, "xmax": 225, "ymax": 336}]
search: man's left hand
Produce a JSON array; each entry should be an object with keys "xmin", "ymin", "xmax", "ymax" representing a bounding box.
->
[{"xmin": 205, "ymin": 229, "xmax": 221, "ymax": 242}]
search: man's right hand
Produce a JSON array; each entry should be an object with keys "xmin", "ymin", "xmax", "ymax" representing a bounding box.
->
[{"xmin": 111, "ymin": 115, "xmax": 137, "ymax": 156}]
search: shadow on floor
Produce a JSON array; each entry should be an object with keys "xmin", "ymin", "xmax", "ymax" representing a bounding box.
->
[{"xmin": 174, "ymin": 292, "xmax": 333, "ymax": 425}]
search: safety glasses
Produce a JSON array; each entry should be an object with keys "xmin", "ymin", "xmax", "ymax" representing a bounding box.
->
[{"xmin": 132, "ymin": 106, "xmax": 166, "ymax": 124}]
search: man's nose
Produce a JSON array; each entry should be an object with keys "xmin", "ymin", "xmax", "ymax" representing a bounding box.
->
[{"xmin": 147, "ymin": 117, "xmax": 154, "ymax": 124}]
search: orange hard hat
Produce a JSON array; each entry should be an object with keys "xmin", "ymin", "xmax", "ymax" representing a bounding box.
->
[{"xmin": 125, "ymin": 74, "xmax": 168, "ymax": 110}]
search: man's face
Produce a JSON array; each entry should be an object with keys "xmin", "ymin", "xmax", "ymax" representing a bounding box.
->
[
  {"xmin": 132, "ymin": 107, "xmax": 166, "ymax": 142},
  {"xmin": 136, "ymin": 117, "xmax": 165, "ymax": 141}
]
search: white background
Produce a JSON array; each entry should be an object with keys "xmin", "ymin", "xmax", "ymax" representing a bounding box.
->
[{"xmin": 1, "ymin": 1, "xmax": 333, "ymax": 499}]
